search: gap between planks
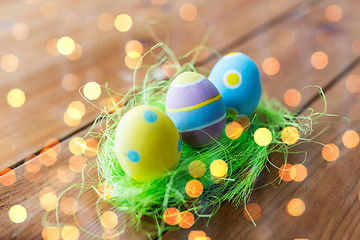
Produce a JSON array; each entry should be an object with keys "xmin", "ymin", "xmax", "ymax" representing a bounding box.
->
[{"xmin": 5, "ymin": 0, "xmax": 321, "ymax": 173}]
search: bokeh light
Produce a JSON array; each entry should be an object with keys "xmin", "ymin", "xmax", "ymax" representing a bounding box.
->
[
  {"xmin": 40, "ymin": 192, "xmax": 58, "ymax": 211},
  {"xmin": 290, "ymin": 164, "xmax": 307, "ymax": 182},
  {"xmin": 39, "ymin": 148, "xmax": 57, "ymax": 166},
  {"xmin": 85, "ymin": 138, "xmax": 98, "ymax": 156},
  {"xmin": 69, "ymin": 155, "xmax": 87, "ymax": 172},
  {"xmin": 210, "ymin": 159, "xmax": 228, "ymax": 178},
  {"xmin": 225, "ymin": 122, "xmax": 243, "ymax": 139},
  {"xmin": 234, "ymin": 115, "xmax": 250, "ymax": 131},
  {"xmin": 188, "ymin": 160, "xmax": 206, "ymax": 178},
  {"xmin": 67, "ymin": 43, "xmax": 83, "ymax": 61},
  {"xmin": 7, "ymin": 89, "xmax": 25, "ymax": 108},
  {"xmin": 57, "ymin": 36, "xmax": 75, "ymax": 56},
  {"xmin": 24, "ymin": 169, "xmax": 42, "ymax": 182},
  {"xmin": 162, "ymin": 60, "xmax": 178, "ymax": 78},
  {"xmin": 64, "ymin": 111, "xmax": 82, "ymax": 127},
  {"xmin": 83, "ymin": 81, "xmax": 101, "ymax": 100},
  {"xmin": 345, "ymin": 74, "xmax": 360, "ymax": 93},
  {"xmin": 102, "ymin": 229, "xmax": 120, "ymax": 240},
  {"xmin": 11, "ymin": 22, "xmax": 29, "ymax": 41},
  {"xmin": 100, "ymin": 96, "xmax": 124, "ymax": 114},
  {"xmin": 114, "ymin": 14, "xmax": 132, "ymax": 32},
  {"xmin": 254, "ymin": 128, "xmax": 272, "ymax": 146},
  {"xmin": 244, "ymin": 203, "xmax": 261, "ymax": 221},
  {"xmin": 67, "ymin": 101, "xmax": 85, "ymax": 120},
  {"xmin": 311, "ymin": 51, "xmax": 328, "ymax": 70},
  {"xmin": 188, "ymin": 231, "xmax": 206, "ymax": 240},
  {"xmin": 349, "ymin": 103, "xmax": 360, "ymax": 122},
  {"xmin": 287, "ymin": 198, "xmax": 306, "ymax": 216},
  {"xmin": 42, "ymin": 227, "xmax": 61, "ymax": 240},
  {"xmin": 97, "ymin": 13, "xmax": 114, "ymax": 31},
  {"xmin": 44, "ymin": 139, "xmax": 61, "ymax": 155},
  {"xmin": 281, "ymin": 126, "xmax": 300, "ymax": 145},
  {"xmin": 193, "ymin": 46, "xmax": 210, "ymax": 62},
  {"xmin": 100, "ymin": 211, "xmax": 118, "ymax": 229},
  {"xmin": 284, "ymin": 89, "xmax": 301, "ymax": 107},
  {"xmin": 125, "ymin": 52, "xmax": 142, "ymax": 70},
  {"xmin": 57, "ymin": 165, "xmax": 75, "ymax": 183},
  {"xmin": 9, "ymin": 205, "xmax": 27, "ymax": 223},
  {"xmin": 39, "ymin": 186, "xmax": 56, "ymax": 199},
  {"xmin": 185, "ymin": 179, "xmax": 203, "ymax": 198},
  {"xmin": 125, "ymin": 40, "xmax": 144, "ymax": 55},
  {"xmin": 179, "ymin": 211, "xmax": 194, "ymax": 229},
  {"xmin": 61, "ymin": 225, "xmax": 80, "ymax": 240},
  {"xmin": 60, "ymin": 197, "xmax": 78, "ymax": 215},
  {"xmin": 2, "ymin": 54, "xmax": 19, "ymax": 72},
  {"xmin": 69, "ymin": 137, "xmax": 86, "ymax": 155},
  {"xmin": 322, "ymin": 143, "xmax": 339, "ymax": 162},
  {"xmin": 279, "ymin": 164, "xmax": 293, "ymax": 182},
  {"xmin": 179, "ymin": 3, "xmax": 197, "ymax": 21},
  {"xmin": 25, "ymin": 154, "xmax": 41, "ymax": 173},
  {"xmin": 262, "ymin": 57, "xmax": 281, "ymax": 76},
  {"xmin": 97, "ymin": 183, "xmax": 114, "ymax": 200},
  {"xmin": 40, "ymin": 1, "xmax": 58, "ymax": 18},
  {"xmin": 325, "ymin": 4, "xmax": 343, "ymax": 22},
  {"xmin": 163, "ymin": 208, "xmax": 181, "ymax": 225},
  {"xmin": 47, "ymin": 38, "xmax": 60, "ymax": 56},
  {"xmin": 0, "ymin": 168, "xmax": 16, "ymax": 186},
  {"xmin": 352, "ymin": 39, "xmax": 360, "ymax": 56},
  {"xmin": 47, "ymin": 169, "xmax": 63, "ymax": 187},
  {"xmin": 342, "ymin": 130, "xmax": 359, "ymax": 149}
]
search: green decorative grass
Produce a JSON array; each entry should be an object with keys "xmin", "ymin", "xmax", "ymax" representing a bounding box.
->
[
  {"xmin": 46, "ymin": 27, "xmax": 329, "ymax": 238},
  {"xmin": 92, "ymin": 70, "xmax": 323, "ymax": 239}
]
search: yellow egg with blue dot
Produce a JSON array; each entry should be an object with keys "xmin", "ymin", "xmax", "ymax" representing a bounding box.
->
[
  {"xmin": 209, "ymin": 52, "xmax": 262, "ymax": 116},
  {"xmin": 114, "ymin": 105, "xmax": 181, "ymax": 182}
]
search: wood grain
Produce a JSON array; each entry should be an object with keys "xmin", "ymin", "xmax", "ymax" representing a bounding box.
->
[
  {"xmin": 0, "ymin": 0, "xmax": 305, "ymax": 169},
  {"xmin": 162, "ymin": 62, "xmax": 360, "ymax": 240},
  {"xmin": 0, "ymin": 127, "xmax": 150, "ymax": 239},
  {"xmin": 1, "ymin": 0, "xmax": 360, "ymax": 239}
]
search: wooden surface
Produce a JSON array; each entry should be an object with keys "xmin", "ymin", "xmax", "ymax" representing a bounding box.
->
[{"xmin": 1, "ymin": 0, "xmax": 360, "ymax": 239}]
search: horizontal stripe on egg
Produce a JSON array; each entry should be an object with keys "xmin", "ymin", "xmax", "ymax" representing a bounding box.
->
[
  {"xmin": 165, "ymin": 94, "xmax": 221, "ymax": 113},
  {"xmin": 178, "ymin": 113, "xmax": 226, "ymax": 133},
  {"xmin": 166, "ymin": 99, "xmax": 226, "ymax": 131},
  {"xmin": 165, "ymin": 76, "xmax": 219, "ymax": 109}
]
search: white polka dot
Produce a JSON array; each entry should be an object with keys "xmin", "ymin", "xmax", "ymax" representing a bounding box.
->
[{"xmin": 223, "ymin": 70, "xmax": 242, "ymax": 89}]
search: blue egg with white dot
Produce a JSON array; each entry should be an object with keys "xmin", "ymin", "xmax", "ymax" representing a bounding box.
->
[
  {"xmin": 114, "ymin": 105, "xmax": 181, "ymax": 182},
  {"xmin": 208, "ymin": 52, "xmax": 262, "ymax": 116}
]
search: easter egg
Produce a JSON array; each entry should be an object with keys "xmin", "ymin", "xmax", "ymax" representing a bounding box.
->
[
  {"xmin": 114, "ymin": 105, "xmax": 181, "ymax": 182},
  {"xmin": 208, "ymin": 52, "xmax": 262, "ymax": 116},
  {"xmin": 165, "ymin": 72, "xmax": 226, "ymax": 147}
]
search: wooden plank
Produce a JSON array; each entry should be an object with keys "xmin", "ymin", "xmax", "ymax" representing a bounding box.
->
[
  {"xmin": 0, "ymin": 0, "xmax": 305, "ymax": 169},
  {"xmin": 161, "ymin": 61, "xmax": 360, "ymax": 240},
  {"xmin": 0, "ymin": 128, "xmax": 150, "ymax": 239},
  {"xmin": 161, "ymin": 0, "xmax": 360, "ymax": 238}
]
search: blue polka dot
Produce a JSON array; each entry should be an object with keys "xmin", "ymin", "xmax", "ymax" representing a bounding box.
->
[
  {"xmin": 178, "ymin": 139, "xmax": 181, "ymax": 152},
  {"xmin": 144, "ymin": 110, "xmax": 158, "ymax": 123},
  {"xmin": 127, "ymin": 150, "xmax": 140, "ymax": 162}
]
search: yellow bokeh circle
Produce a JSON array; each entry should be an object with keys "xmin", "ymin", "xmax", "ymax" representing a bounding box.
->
[
  {"xmin": 7, "ymin": 89, "xmax": 25, "ymax": 108},
  {"xmin": 254, "ymin": 128, "xmax": 272, "ymax": 146},
  {"xmin": 210, "ymin": 159, "xmax": 228, "ymax": 178},
  {"xmin": 281, "ymin": 126, "xmax": 300, "ymax": 145},
  {"xmin": 83, "ymin": 81, "xmax": 101, "ymax": 100},
  {"xmin": 9, "ymin": 205, "xmax": 27, "ymax": 223}
]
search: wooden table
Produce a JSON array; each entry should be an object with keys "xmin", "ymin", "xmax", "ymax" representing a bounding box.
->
[{"xmin": 1, "ymin": 0, "xmax": 360, "ymax": 239}]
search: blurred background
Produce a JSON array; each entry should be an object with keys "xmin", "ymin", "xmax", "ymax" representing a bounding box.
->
[{"xmin": 1, "ymin": 0, "xmax": 360, "ymax": 239}]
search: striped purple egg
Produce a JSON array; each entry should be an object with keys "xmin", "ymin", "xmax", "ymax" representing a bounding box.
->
[{"xmin": 165, "ymin": 72, "xmax": 226, "ymax": 147}]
